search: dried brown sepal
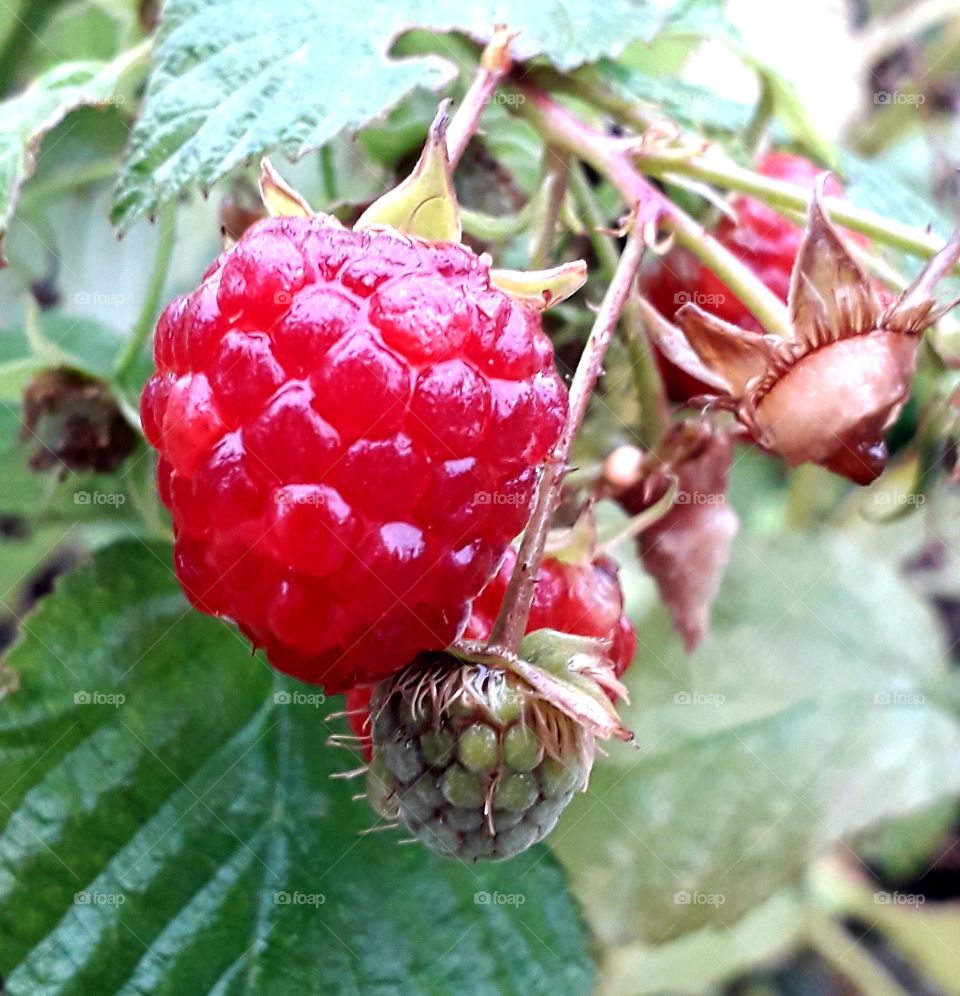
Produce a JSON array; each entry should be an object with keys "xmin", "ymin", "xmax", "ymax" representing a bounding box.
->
[
  {"xmin": 669, "ymin": 184, "xmax": 960, "ymax": 484},
  {"xmin": 636, "ymin": 295, "xmax": 730, "ymax": 393},
  {"xmin": 673, "ymin": 305, "xmax": 776, "ymax": 397}
]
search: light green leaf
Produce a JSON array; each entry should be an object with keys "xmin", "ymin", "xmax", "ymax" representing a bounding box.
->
[
  {"xmin": 0, "ymin": 407, "xmax": 137, "ymax": 524},
  {"xmin": 0, "ymin": 45, "xmax": 146, "ymax": 251},
  {"xmin": 553, "ymin": 531, "xmax": 960, "ymax": 944},
  {"xmin": 590, "ymin": 59, "xmax": 755, "ymax": 135},
  {"xmin": 113, "ymin": 0, "xmax": 708, "ymax": 228},
  {"xmin": 598, "ymin": 891, "xmax": 805, "ymax": 995},
  {"xmin": 0, "ymin": 540, "xmax": 593, "ymax": 994}
]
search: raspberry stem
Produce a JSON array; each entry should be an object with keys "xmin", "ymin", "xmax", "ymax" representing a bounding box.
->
[
  {"xmin": 515, "ymin": 86, "xmax": 793, "ymax": 338},
  {"xmin": 569, "ymin": 164, "xmax": 669, "ymax": 448},
  {"xmin": 488, "ymin": 220, "xmax": 648, "ymax": 654},
  {"xmin": 114, "ymin": 200, "xmax": 177, "ymax": 385},
  {"xmin": 445, "ymin": 25, "xmax": 515, "ymax": 168},
  {"xmin": 551, "ymin": 67, "xmax": 960, "ymax": 277}
]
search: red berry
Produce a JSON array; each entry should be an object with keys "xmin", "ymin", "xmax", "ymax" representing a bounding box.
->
[
  {"xmin": 346, "ymin": 549, "xmax": 636, "ymax": 751},
  {"xmin": 142, "ymin": 218, "xmax": 567, "ymax": 692},
  {"xmin": 465, "ymin": 549, "xmax": 636, "ymax": 677}
]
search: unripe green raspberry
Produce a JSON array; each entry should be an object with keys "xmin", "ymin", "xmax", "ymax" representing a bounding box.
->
[{"xmin": 365, "ymin": 653, "xmax": 592, "ymax": 861}]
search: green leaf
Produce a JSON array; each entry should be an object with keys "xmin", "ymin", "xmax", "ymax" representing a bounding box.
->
[
  {"xmin": 553, "ymin": 531, "xmax": 960, "ymax": 944},
  {"xmin": 591, "ymin": 59, "xmax": 756, "ymax": 135},
  {"xmin": 113, "ymin": 0, "xmax": 710, "ymax": 228},
  {"xmin": 0, "ymin": 407, "xmax": 137, "ymax": 524},
  {"xmin": 0, "ymin": 312, "xmax": 128, "ymax": 406},
  {"xmin": 0, "ymin": 540, "xmax": 593, "ymax": 994},
  {"xmin": 598, "ymin": 891, "xmax": 805, "ymax": 995},
  {"xmin": 0, "ymin": 46, "xmax": 145, "ymax": 251}
]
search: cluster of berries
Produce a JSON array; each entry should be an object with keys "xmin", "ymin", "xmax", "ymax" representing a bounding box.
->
[
  {"xmin": 141, "ymin": 138, "xmax": 960, "ymax": 859},
  {"xmin": 141, "ymin": 151, "xmax": 635, "ymax": 858}
]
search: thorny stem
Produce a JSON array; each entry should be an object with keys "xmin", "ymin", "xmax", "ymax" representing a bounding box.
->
[
  {"xmin": 516, "ymin": 86, "xmax": 793, "ymax": 337},
  {"xmin": 635, "ymin": 150, "xmax": 960, "ymax": 274},
  {"xmin": 114, "ymin": 200, "xmax": 177, "ymax": 381},
  {"xmin": 446, "ymin": 25, "xmax": 515, "ymax": 169},
  {"xmin": 569, "ymin": 164, "xmax": 668, "ymax": 448},
  {"xmin": 548, "ymin": 68, "xmax": 960, "ymax": 278},
  {"xmin": 489, "ymin": 221, "xmax": 648, "ymax": 653}
]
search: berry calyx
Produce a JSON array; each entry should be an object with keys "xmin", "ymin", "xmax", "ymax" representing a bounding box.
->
[
  {"xmin": 661, "ymin": 188, "xmax": 960, "ymax": 484},
  {"xmin": 641, "ymin": 152, "xmax": 868, "ymax": 399},
  {"xmin": 346, "ymin": 546, "xmax": 636, "ymax": 749}
]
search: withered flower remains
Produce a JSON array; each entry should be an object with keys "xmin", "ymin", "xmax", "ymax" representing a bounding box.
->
[{"xmin": 656, "ymin": 187, "xmax": 960, "ymax": 484}]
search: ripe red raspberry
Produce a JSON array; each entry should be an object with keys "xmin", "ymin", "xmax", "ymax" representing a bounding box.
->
[
  {"xmin": 141, "ymin": 216, "xmax": 567, "ymax": 691},
  {"xmin": 346, "ymin": 549, "xmax": 635, "ymax": 748},
  {"xmin": 464, "ymin": 547, "xmax": 636, "ymax": 678}
]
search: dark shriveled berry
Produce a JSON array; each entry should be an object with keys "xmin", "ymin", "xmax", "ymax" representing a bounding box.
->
[{"xmin": 366, "ymin": 654, "xmax": 591, "ymax": 861}]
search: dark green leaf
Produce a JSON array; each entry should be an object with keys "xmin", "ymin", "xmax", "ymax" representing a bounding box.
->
[
  {"xmin": 0, "ymin": 540, "xmax": 593, "ymax": 994},
  {"xmin": 113, "ymin": 0, "xmax": 714, "ymax": 227}
]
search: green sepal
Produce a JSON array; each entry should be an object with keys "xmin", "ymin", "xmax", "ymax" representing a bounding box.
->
[
  {"xmin": 355, "ymin": 100, "xmax": 461, "ymax": 242},
  {"xmin": 490, "ymin": 260, "xmax": 587, "ymax": 311}
]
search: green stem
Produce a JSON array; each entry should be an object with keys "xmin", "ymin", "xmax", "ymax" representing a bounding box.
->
[
  {"xmin": 569, "ymin": 164, "xmax": 668, "ymax": 448},
  {"xmin": 515, "ymin": 86, "xmax": 792, "ymax": 337},
  {"xmin": 806, "ymin": 909, "xmax": 910, "ymax": 996},
  {"xmin": 528, "ymin": 149, "xmax": 570, "ymax": 267},
  {"xmin": 741, "ymin": 74, "xmax": 775, "ymax": 158},
  {"xmin": 635, "ymin": 152, "xmax": 960, "ymax": 275},
  {"xmin": 18, "ymin": 158, "xmax": 120, "ymax": 209},
  {"xmin": 114, "ymin": 201, "xmax": 177, "ymax": 381},
  {"xmin": 460, "ymin": 202, "xmax": 533, "ymax": 241},
  {"xmin": 551, "ymin": 68, "xmax": 960, "ymax": 275},
  {"xmin": 489, "ymin": 221, "xmax": 648, "ymax": 653}
]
